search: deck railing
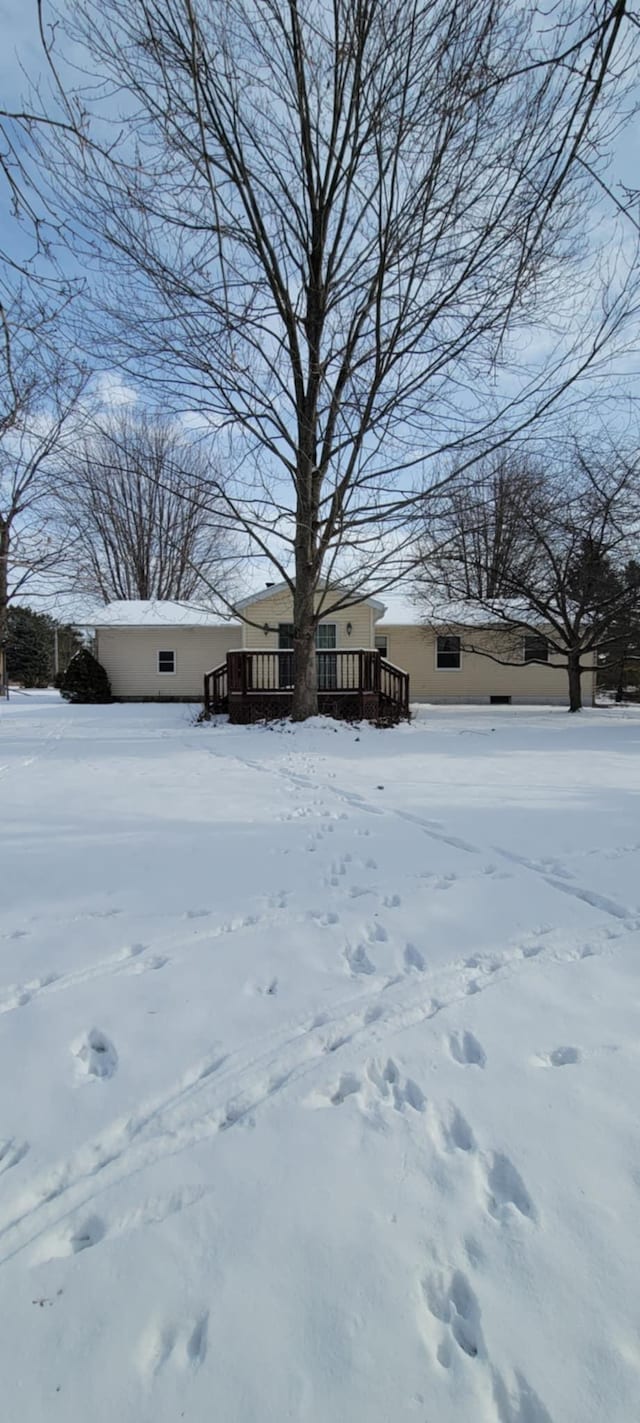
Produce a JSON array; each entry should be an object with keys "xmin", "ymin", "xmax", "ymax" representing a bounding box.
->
[{"xmin": 204, "ymin": 648, "xmax": 409, "ymax": 720}]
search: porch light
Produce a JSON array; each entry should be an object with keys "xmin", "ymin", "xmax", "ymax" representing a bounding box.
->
[{"xmin": 346, "ymin": 622, "xmax": 353, "ymax": 636}]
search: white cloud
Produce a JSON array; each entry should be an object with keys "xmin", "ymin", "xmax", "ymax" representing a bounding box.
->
[{"xmin": 92, "ymin": 371, "xmax": 139, "ymax": 410}]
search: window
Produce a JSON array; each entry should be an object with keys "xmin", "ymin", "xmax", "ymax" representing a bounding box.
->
[
  {"xmin": 316, "ymin": 623, "xmax": 337, "ymax": 649},
  {"xmin": 316, "ymin": 624, "xmax": 337, "ymax": 689},
  {"xmin": 158, "ymin": 650, "xmax": 175, "ymax": 674},
  {"xmin": 523, "ymin": 634, "xmax": 549, "ymax": 664},
  {"xmin": 375, "ymin": 634, "xmax": 388, "ymax": 657},
  {"xmin": 278, "ymin": 624, "xmax": 295, "ymax": 649},
  {"xmin": 436, "ymin": 634, "xmax": 461, "ymax": 670},
  {"xmin": 490, "ymin": 695, "xmax": 511, "ymax": 705}
]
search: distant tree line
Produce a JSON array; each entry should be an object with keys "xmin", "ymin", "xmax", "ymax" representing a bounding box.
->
[{"xmin": 5, "ymin": 606, "xmax": 83, "ymax": 687}]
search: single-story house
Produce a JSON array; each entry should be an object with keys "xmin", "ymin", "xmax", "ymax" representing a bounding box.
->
[{"xmin": 87, "ymin": 586, "xmax": 595, "ymax": 718}]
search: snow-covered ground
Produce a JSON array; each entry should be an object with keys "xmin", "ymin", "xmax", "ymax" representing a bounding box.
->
[{"xmin": 1, "ymin": 694, "xmax": 640, "ymax": 1423}]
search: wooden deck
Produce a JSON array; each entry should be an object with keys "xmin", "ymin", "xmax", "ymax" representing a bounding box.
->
[{"xmin": 204, "ymin": 649, "xmax": 410, "ymax": 724}]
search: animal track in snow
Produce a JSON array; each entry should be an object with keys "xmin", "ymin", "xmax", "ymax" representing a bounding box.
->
[
  {"xmin": 430, "ymin": 1103, "xmax": 476, "ymax": 1154},
  {"xmin": 129, "ymin": 953, "xmax": 168, "ymax": 974},
  {"xmin": 366, "ymin": 920, "xmax": 388, "ymax": 944},
  {"xmin": 448, "ymin": 1030, "xmax": 486, "ymax": 1068},
  {"xmin": 365, "ymin": 1058, "xmax": 426, "ymax": 1113},
  {"xmin": 329, "ymin": 1072, "xmax": 361, "ymax": 1105},
  {"xmin": 344, "ymin": 942, "xmax": 376, "ymax": 976},
  {"xmin": 0, "ymin": 1138, "xmax": 29, "ymax": 1174},
  {"xmin": 139, "ymin": 1311, "xmax": 209, "ymax": 1378},
  {"xmin": 72, "ymin": 1028, "xmax": 118, "ymax": 1079},
  {"xmin": 310, "ymin": 909, "xmax": 339, "ymax": 926},
  {"xmin": 34, "ymin": 1186, "xmax": 214, "ymax": 1267},
  {"xmin": 492, "ymin": 1369, "xmax": 555, "ymax": 1423},
  {"xmin": 541, "ymin": 1045, "xmax": 581, "ymax": 1067},
  {"xmin": 314, "ymin": 1058, "xmax": 426, "ymax": 1116},
  {"xmin": 404, "ymin": 942, "xmax": 426, "ymax": 973},
  {"xmin": 423, "ymin": 1269, "xmax": 485, "ymax": 1364},
  {"xmin": 485, "ymin": 1151, "xmax": 536, "ymax": 1222},
  {"xmin": 383, "ymin": 893, "xmax": 401, "ymax": 908}
]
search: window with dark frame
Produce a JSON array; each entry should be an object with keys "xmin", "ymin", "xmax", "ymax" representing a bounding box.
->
[
  {"xmin": 158, "ymin": 650, "xmax": 175, "ymax": 673},
  {"xmin": 375, "ymin": 634, "xmax": 388, "ymax": 657},
  {"xmin": 315, "ymin": 623, "xmax": 337, "ymax": 649},
  {"xmin": 523, "ymin": 634, "xmax": 549, "ymax": 664},
  {"xmin": 436, "ymin": 634, "xmax": 461, "ymax": 669},
  {"xmin": 316, "ymin": 623, "xmax": 337, "ymax": 689}
]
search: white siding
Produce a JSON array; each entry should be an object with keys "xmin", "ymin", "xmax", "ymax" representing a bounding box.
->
[
  {"xmin": 241, "ymin": 588, "xmax": 375, "ymax": 649},
  {"xmin": 96, "ymin": 626, "xmax": 239, "ymax": 698},
  {"xmin": 379, "ymin": 625, "xmax": 595, "ymax": 705}
]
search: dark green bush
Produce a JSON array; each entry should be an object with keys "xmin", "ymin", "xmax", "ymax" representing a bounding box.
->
[{"xmin": 58, "ymin": 648, "xmax": 112, "ymax": 704}]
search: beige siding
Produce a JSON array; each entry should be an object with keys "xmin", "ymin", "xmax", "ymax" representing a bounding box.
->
[
  {"xmin": 379, "ymin": 625, "xmax": 595, "ymax": 705},
  {"xmin": 241, "ymin": 588, "xmax": 375, "ymax": 649},
  {"xmin": 96, "ymin": 626, "xmax": 239, "ymax": 698}
]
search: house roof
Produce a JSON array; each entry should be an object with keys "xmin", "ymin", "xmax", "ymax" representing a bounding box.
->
[
  {"xmin": 235, "ymin": 581, "xmax": 386, "ymax": 615},
  {"xmin": 88, "ymin": 599, "xmax": 238, "ymax": 628},
  {"xmin": 375, "ymin": 591, "xmax": 423, "ymax": 625},
  {"xmin": 417, "ymin": 598, "xmax": 543, "ymax": 627}
]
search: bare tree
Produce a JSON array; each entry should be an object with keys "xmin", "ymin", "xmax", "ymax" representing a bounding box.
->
[
  {"xmin": 417, "ymin": 447, "xmax": 640, "ymax": 711},
  {"xmin": 58, "ymin": 410, "xmax": 236, "ymax": 604},
  {"xmin": 423, "ymin": 457, "xmax": 546, "ymax": 600},
  {"xmin": 0, "ymin": 288, "xmax": 86, "ymax": 691},
  {"xmin": 34, "ymin": 0, "xmax": 638, "ymax": 716}
]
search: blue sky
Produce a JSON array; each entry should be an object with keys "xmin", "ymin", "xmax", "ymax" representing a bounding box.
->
[{"xmin": 1, "ymin": 1, "xmax": 639, "ymax": 621}]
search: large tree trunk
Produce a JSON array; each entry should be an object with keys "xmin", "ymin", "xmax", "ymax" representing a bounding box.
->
[
  {"xmin": 567, "ymin": 651, "xmax": 582, "ymax": 712},
  {"xmin": 0, "ymin": 520, "xmax": 9, "ymax": 696},
  {"xmin": 291, "ymin": 544, "xmax": 318, "ymax": 722}
]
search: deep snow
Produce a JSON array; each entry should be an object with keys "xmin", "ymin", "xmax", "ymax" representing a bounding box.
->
[{"xmin": 1, "ymin": 693, "xmax": 639, "ymax": 1422}]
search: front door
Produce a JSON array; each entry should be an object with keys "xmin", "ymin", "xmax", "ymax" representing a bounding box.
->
[{"xmin": 278, "ymin": 624, "xmax": 295, "ymax": 689}]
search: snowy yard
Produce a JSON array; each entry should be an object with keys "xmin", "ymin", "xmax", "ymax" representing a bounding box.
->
[{"xmin": 1, "ymin": 693, "xmax": 640, "ymax": 1423}]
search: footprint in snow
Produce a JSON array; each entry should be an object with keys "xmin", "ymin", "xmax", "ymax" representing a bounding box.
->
[
  {"xmin": 448, "ymin": 1030, "xmax": 486, "ymax": 1068},
  {"xmin": 430, "ymin": 1103, "xmax": 476, "ymax": 1154},
  {"xmin": 404, "ymin": 942, "xmax": 426, "ymax": 973},
  {"xmin": 344, "ymin": 942, "xmax": 376, "ymax": 976},
  {"xmin": 484, "ymin": 1151, "xmax": 537, "ymax": 1223},
  {"xmin": 422, "ymin": 1269, "xmax": 485, "ymax": 1365},
  {"xmin": 315, "ymin": 1058, "xmax": 426, "ymax": 1114},
  {"xmin": 72, "ymin": 1028, "xmax": 118, "ymax": 1079},
  {"xmin": 540, "ymin": 1046, "xmax": 581, "ymax": 1067},
  {"xmin": 138, "ymin": 1311, "xmax": 209, "ymax": 1376}
]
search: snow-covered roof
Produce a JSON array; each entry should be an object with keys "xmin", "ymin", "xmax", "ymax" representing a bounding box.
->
[
  {"xmin": 87, "ymin": 600, "xmax": 239, "ymax": 628},
  {"xmin": 377, "ymin": 594, "xmax": 545, "ymax": 627},
  {"xmin": 375, "ymin": 591, "xmax": 423, "ymax": 625}
]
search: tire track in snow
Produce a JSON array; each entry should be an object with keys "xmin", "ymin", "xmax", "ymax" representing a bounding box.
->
[
  {"xmin": 491, "ymin": 845, "xmax": 638, "ymax": 924},
  {"xmin": 0, "ymin": 716, "xmax": 69, "ymax": 781},
  {"xmin": 0, "ymin": 919, "xmax": 619, "ymax": 1268},
  {"xmin": 206, "ymin": 739, "xmax": 639, "ymax": 928}
]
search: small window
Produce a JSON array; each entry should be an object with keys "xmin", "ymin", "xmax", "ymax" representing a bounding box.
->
[
  {"xmin": 316, "ymin": 623, "xmax": 337, "ymax": 649},
  {"xmin": 436, "ymin": 634, "xmax": 461, "ymax": 670},
  {"xmin": 158, "ymin": 650, "xmax": 175, "ymax": 674},
  {"xmin": 523, "ymin": 634, "xmax": 548, "ymax": 664},
  {"xmin": 490, "ymin": 695, "xmax": 511, "ymax": 705},
  {"xmin": 375, "ymin": 634, "xmax": 388, "ymax": 657}
]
